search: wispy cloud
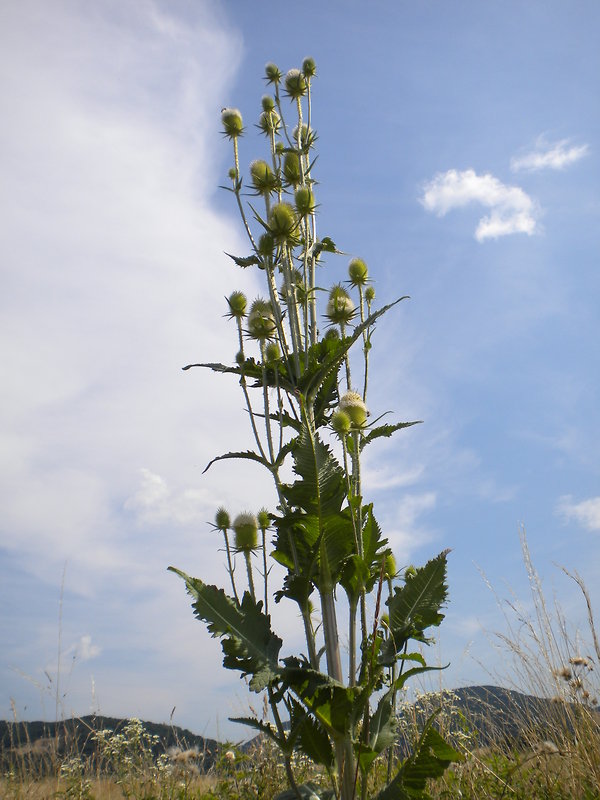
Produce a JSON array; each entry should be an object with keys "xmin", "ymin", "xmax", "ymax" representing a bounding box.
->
[
  {"xmin": 420, "ymin": 169, "xmax": 538, "ymax": 241},
  {"xmin": 511, "ymin": 137, "xmax": 590, "ymax": 172},
  {"xmin": 556, "ymin": 495, "xmax": 600, "ymax": 531}
]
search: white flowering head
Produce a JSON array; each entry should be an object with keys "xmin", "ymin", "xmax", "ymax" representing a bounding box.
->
[{"xmin": 339, "ymin": 391, "xmax": 368, "ymax": 428}]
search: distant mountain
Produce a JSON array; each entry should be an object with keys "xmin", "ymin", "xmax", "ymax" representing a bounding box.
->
[
  {"xmin": 2, "ymin": 685, "xmax": 597, "ymax": 773},
  {"xmin": 0, "ymin": 714, "xmax": 220, "ymax": 772}
]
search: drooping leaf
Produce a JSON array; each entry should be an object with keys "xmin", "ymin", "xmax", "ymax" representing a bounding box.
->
[
  {"xmin": 379, "ymin": 551, "xmax": 450, "ymax": 665},
  {"xmin": 168, "ymin": 571, "xmax": 282, "ymax": 691}
]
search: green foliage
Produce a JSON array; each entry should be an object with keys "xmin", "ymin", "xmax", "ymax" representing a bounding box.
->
[{"xmin": 171, "ymin": 60, "xmax": 456, "ymax": 800}]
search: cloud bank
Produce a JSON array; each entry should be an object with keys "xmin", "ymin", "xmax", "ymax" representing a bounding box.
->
[
  {"xmin": 557, "ymin": 495, "xmax": 600, "ymax": 531},
  {"xmin": 511, "ymin": 138, "xmax": 590, "ymax": 172},
  {"xmin": 420, "ymin": 169, "xmax": 538, "ymax": 241}
]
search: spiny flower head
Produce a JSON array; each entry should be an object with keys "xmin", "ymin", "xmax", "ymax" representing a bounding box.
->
[
  {"xmin": 264, "ymin": 342, "xmax": 281, "ymax": 362},
  {"xmin": 257, "ymin": 508, "xmax": 270, "ymax": 530},
  {"xmin": 302, "ymin": 56, "xmax": 317, "ymax": 78},
  {"xmin": 214, "ymin": 507, "xmax": 231, "ymax": 531},
  {"xmin": 226, "ymin": 290, "xmax": 247, "ymax": 319},
  {"xmin": 257, "ymin": 232, "xmax": 274, "ymax": 258},
  {"xmin": 383, "ymin": 551, "xmax": 397, "ymax": 580},
  {"xmin": 264, "ymin": 62, "xmax": 281, "ymax": 84},
  {"xmin": 283, "ymin": 151, "xmax": 301, "ymax": 186},
  {"xmin": 249, "ymin": 159, "xmax": 278, "ymax": 195},
  {"xmin": 348, "ymin": 257, "xmax": 369, "ymax": 287},
  {"xmin": 326, "ymin": 284, "xmax": 355, "ymax": 325},
  {"xmin": 268, "ymin": 202, "xmax": 297, "ymax": 243},
  {"xmin": 261, "ymin": 95, "xmax": 275, "ymax": 112},
  {"xmin": 233, "ymin": 512, "xmax": 258, "ymax": 552},
  {"xmin": 258, "ymin": 109, "xmax": 280, "ymax": 136},
  {"xmin": 295, "ymin": 186, "xmax": 316, "ymax": 217},
  {"xmin": 221, "ymin": 107, "xmax": 243, "ymax": 139},
  {"xmin": 284, "ymin": 68, "xmax": 307, "ymax": 99},
  {"xmin": 331, "ymin": 410, "xmax": 351, "ymax": 437},
  {"xmin": 365, "ymin": 285, "xmax": 376, "ymax": 304},
  {"xmin": 248, "ymin": 297, "xmax": 276, "ymax": 341},
  {"xmin": 339, "ymin": 390, "xmax": 368, "ymax": 427}
]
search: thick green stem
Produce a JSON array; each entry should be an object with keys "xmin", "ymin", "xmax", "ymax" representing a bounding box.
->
[{"xmin": 244, "ymin": 550, "xmax": 256, "ymax": 601}]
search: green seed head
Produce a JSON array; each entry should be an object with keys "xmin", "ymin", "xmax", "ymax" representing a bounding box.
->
[
  {"xmin": 264, "ymin": 342, "xmax": 281, "ymax": 362},
  {"xmin": 339, "ymin": 391, "xmax": 368, "ymax": 427},
  {"xmin": 404, "ymin": 565, "xmax": 417, "ymax": 579},
  {"xmin": 324, "ymin": 327, "xmax": 340, "ymax": 342},
  {"xmin": 250, "ymin": 159, "xmax": 278, "ymax": 195},
  {"xmin": 235, "ymin": 350, "xmax": 244, "ymax": 364},
  {"xmin": 365, "ymin": 285, "xmax": 376, "ymax": 304},
  {"xmin": 257, "ymin": 508, "xmax": 270, "ymax": 530},
  {"xmin": 326, "ymin": 284, "xmax": 355, "ymax": 325},
  {"xmin": 265, "ymin": 62, "xmax": 281, "ymax": 84},
  {"xmin": 227, "ymin": 290, "xmax": 247, "ymax": 319},
  {"xmin": 221, "ymin": 107, "xmax": 243, "ymax": 139},
  {"xmin": 269, "ymin": 202, "xmax": 297, "ymax": 242},
  {"xmin": 302, "ymin": 57, "xmax": 317, "ymax": 78},
  {"xmin": 383, "ymin": 551, "xmax": 397, "ymax": 580},
  {"xmin": 295, "ymin": 186, "xmax": 316, "ymax": 217},
  {"xmin": 261, "ymin": 95, "xmax": 275, "ymax": 112},
  {"xmin": 258, "ymin": 109, "xmax": 280, "ymax": 136},
  {"xmin": 227, "ymin": 167, "xmax": 237, "ymax": 180},
  {"xmin": 331, "ymin": 410, "xmax": 351, "ymax": 437},
  {"xmin": 348, "ymin": 257, "xmax": 369, "ymax": 287},
  {"xmin": 284, "ymin": 68, "xmax": 307, "ymax": 99},
  {"xmin": 233, "ymin": 512, "xmax": 258, "ymax": 552},
  {"xmin": 215, "ymin": 507, "xmax": 231, "ymax": 531},
  {"xmin": 257, "ymin": 232, "xmax": 274, "ymax": 258},
  {"xmin": 292, "ymin": 123, "xmax": 315, "ymax": 150},
  {"xmin": 275, "ymin": 140, "xmax": 285, "ymax": 156},
  {"xmin": 248, "ymin": 297, "xmax": 276, "ymax": 341},
  {"xmin": 283, "ymin": 152, "xmax": 301, "ymax": 186}
]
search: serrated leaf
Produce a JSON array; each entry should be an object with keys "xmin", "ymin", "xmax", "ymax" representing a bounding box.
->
[
  {"xmin": 202, "ymin": 449, "xmax": 272, "ymax": 475},
  {"xmin": 380, "ymin": 551, "xmax": 450, "ymax": 664},
  {"xmin": 229, "ymin": 716, "xmax": 285, "ymax": 748},
  {"xmin": 225, "ymin": 252, "xmax": 260, "ymax": 268},
  {"xmin": 377, "ymin": 711, "xmax": 462, "ymax": 799},
  {"xmin": 289, "ymin": 698, "xmax": 334, "ymax": 768},
  {"xmin": 360, "ymin": 421, "xmax": 423, "ymax": 451},
  {"xmin": 168, "ymin": 571, "xmax": 282, "ymax": 691}
]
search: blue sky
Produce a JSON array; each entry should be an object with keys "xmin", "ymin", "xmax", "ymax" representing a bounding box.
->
[{"xmin": 1, "ymin": 0, "xmax": 599, "ymax": 739}]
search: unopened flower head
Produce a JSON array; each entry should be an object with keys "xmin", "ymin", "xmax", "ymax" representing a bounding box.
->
[
  {"xmin": 295, "ymin": 186, "xmax": 316, "ymax": 217},
  {"xmin": 268, "ymin": 202, "xmax": 297, "ymax": 242},
  {"xmin": 292, "ymin": 123, "xmax": 313, "ymax": 149},
  {"xmin": 258, "ymin": 109, "xmax": 280, "ymax": 136},
  {"xmin": 339, "ymin": 391, "xmax": 368, "ymax": 427},
  {"xmin": 326, "ymin": 284, "xmax": 355, "ymax": 325},
  {"xmin": 365, "ymin": 285, "xmax": 376, "ymax": 304},
  {"xmin": 214, "ymin": 507, "xmax": 231, "ymax": 531},
  {"xmin": 383, "ymin": 551, "xmax": 397, "ymax": 580},
  {"xmin": 221, "ymin": 107, "xmax": 243, "ymax": 139},
  {"xmin": 302, "ymin": 57, "xmax": 317, "ymax": 78},
  {"xmin": 348, "ymin": 257, "xmax": 369, "ymax": 287},
  {"xmin": 248, "ymin": 297, "xmax": 276, "ymax": 341},
  {"xmin": 275, "ymin": 140, "xmax": 285, "ymax": 156},
  {"xmin": 257, "ymin": 508, "xmax": 270, "ymax": 530},
  {"xmin": 250, "ymin": 159, "xmax": 278, "ymax": 195},
  {"xmin": 264, "ymin": 62, "xmax": 281, "ymax": 84},
  {"xmin": 227, "ymin": 167, "xmax": 237, "ymax": 180},
  {"xmin": 261, "ymin": 94, "xmax": 275, "ymax": 112},
  {"xmin": 283, "ymin": 152, "xmax": 301, "ymax": 186},
  {"xmin": 264, "ymin": 341, "xmax": 281, "ymax": 362},
  {"xmin": 257, "ymin": 232, "xmax": 274, "ymax": 258},
  {"xmin": 331, "ymin": 410, "xmax": 351, "ymax": 437},
  {"xmin": 284, "ymin": 68, "xmax": 307, "ymax": 99},
  {"xmin": 233, "ymin": 512, "xmax": 258, "ymax": 551},
  {"xmin": 226, "ymin": 291, "xmax": 247, "ymax": 319}
]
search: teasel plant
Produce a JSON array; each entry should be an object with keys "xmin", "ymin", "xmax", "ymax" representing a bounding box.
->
[{"xmin": 170, "ymin": 59, "xmax": 461, "ymax": 800}]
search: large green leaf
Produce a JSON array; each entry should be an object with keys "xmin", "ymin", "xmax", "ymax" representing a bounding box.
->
[
  {"xmin": 168, "ymin": 570, "xmax": 282, "ymax": 691},
  {"xmin": 289, "ymin": 697, "xmax": 334, "ymax": 768},
  {"xmin": 376, "ymin": 711, "xmax": 463, "ymax": 799},
  {"xmin": 283, "ymin": 422, "xmax": 345, "ymax": 516},
  {"xmin": 379, "ymin": 551, "xmax": 449, "ymax": 665}
]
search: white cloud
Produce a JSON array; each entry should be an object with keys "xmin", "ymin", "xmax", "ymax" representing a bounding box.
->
[
  {"xmin": 511, "ymin": 137, "xmax": 590, "ymax": 172},
  {"xmin": 125, "ymin": 468, "xmax": 214, "ymax": 526},
  {"xmin": 420, "ymin": 169, "xmax": 538, "ymax": 241},
  {"xmin": 556, "ymin": 495, "xmax": 600, "ymax": 531}
]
